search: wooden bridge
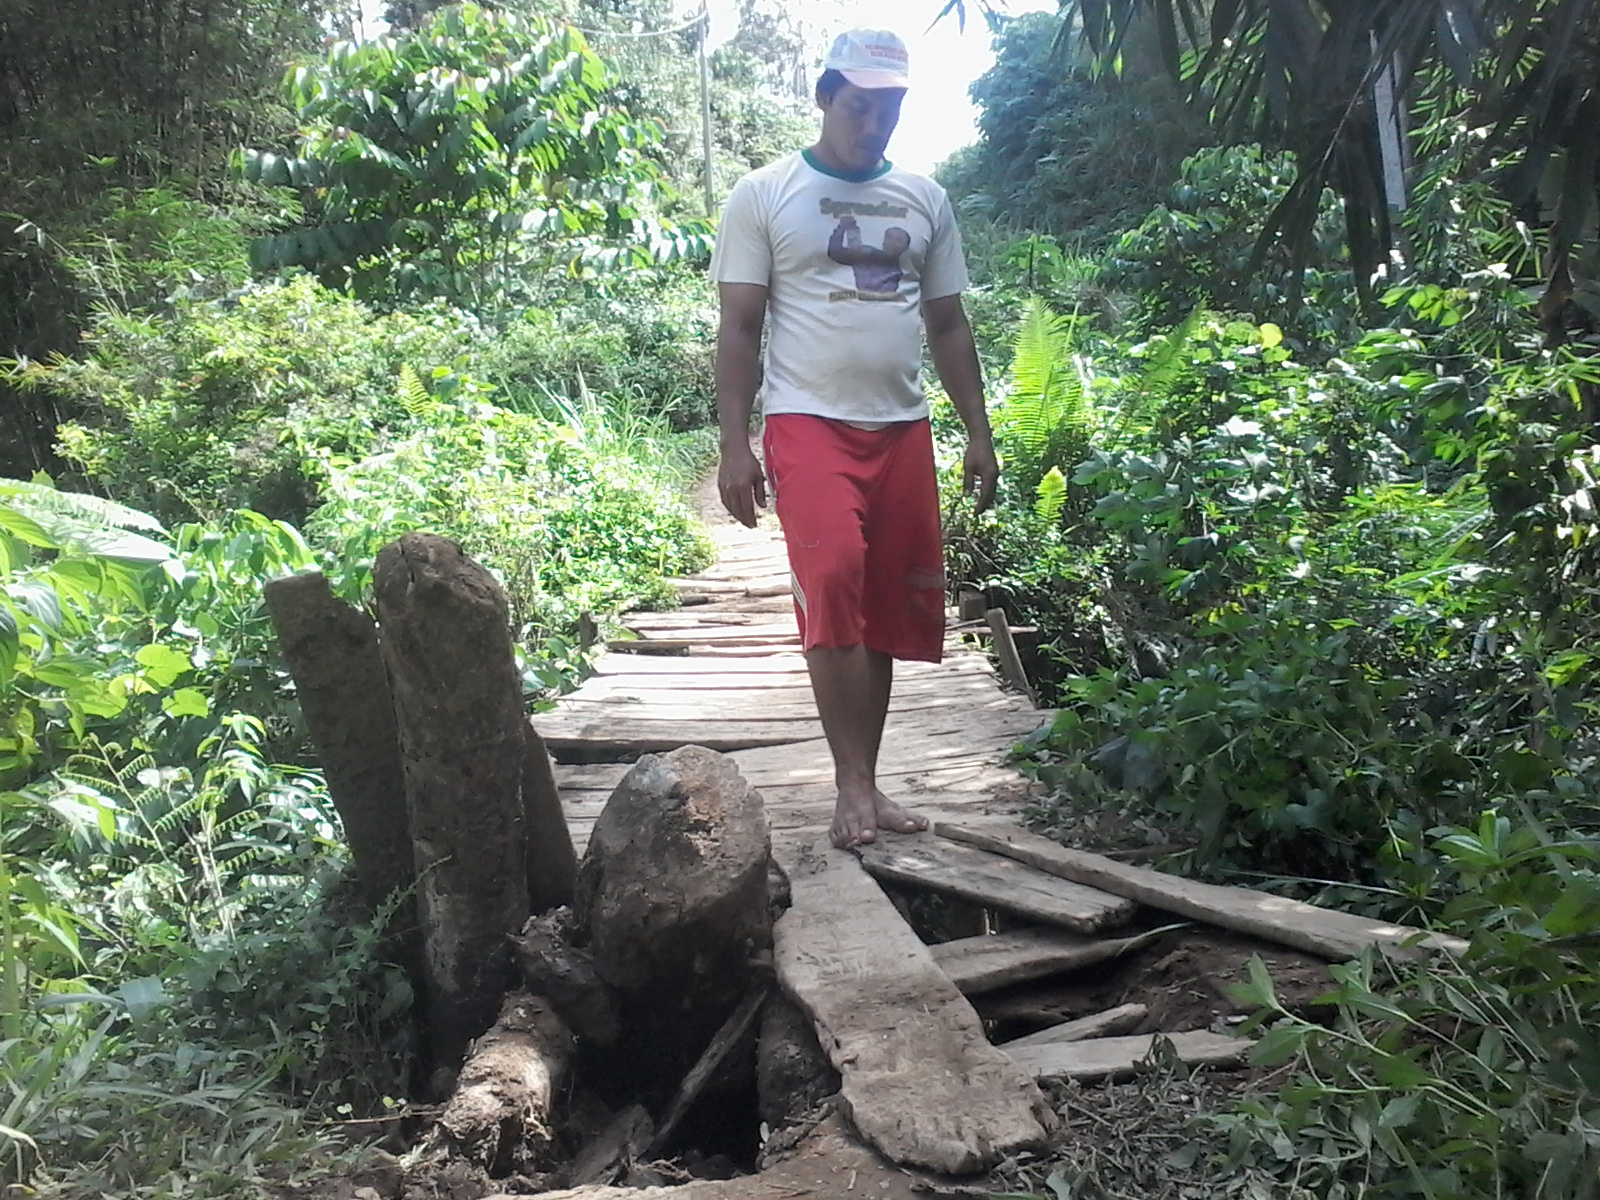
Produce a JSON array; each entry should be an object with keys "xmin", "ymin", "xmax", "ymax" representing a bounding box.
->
[{"xmin": 530, "ymin": 511, "xmax": 1464, "ymax": 1193}]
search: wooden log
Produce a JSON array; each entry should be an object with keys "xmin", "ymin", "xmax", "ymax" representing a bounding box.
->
[
  {"xmin": 772, "ymin": 833, "xmax": 1056, "ymax": 1174},
  {"xmin": 930, "ymin": 925, "xmax": 1178, "ymax": 994},
  {"xmin": 1001, "ymin": 1003, "xmax": 1149, "ymax": 1048},
  {"xmin": 1006, "ymin": 1030, "xmax": 1254, "ymax": 1081},
  {"xmin": 437, "ymin": 991, "xmax": 574, "ymax": 1174},
  {"xmin": 510, "ymin": 907, "xmax": 620, "ymax": 1047},
  {"xmin": 938, "ymin": 822, "xmax": 1470, "ymax": 961},
  {"xmin": 262, "ymin": 571, "xmax": 412, "ymax": 917},
  {"xmin": 855, "ymin": 835, "xmax": 1136, "ymax": 934},
  {"xmin": 574, "ymin": 747, "xmax": 773, "ymax": 1094},
  {"xmin": 521, "ymin": 722, "xmax": 577, "ymax": 914},
  {"xmin": 374, "ymin": 533, "xmax": 530, "ymax": 1068},
  {"xmin": 645, "ymin": 983, "xmax": 771, "ymax": 1159}
]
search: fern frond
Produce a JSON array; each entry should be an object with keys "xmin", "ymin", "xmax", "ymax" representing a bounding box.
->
[
  {"xmin": 397, "ymin": 364, "xmax": 431, "ymax": 417},
  {"xmin": 1008, "ymin": 297, "xmax": 1079, "ymax": 456},
  {"xmin": 1137, "ymin": 304, "xmax": 1205, "ymax": 397},
  {"xmin": 1035, "ymin": 467, "xmax": 1069, "ymax": 523}
]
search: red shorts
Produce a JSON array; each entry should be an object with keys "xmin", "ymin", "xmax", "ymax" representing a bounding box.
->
[{"xmin": 763, "ymin": 414, "xmax": 945, "ymax": 663}]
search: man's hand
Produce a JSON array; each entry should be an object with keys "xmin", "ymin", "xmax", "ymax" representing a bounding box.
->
[
  {"xmin": 963, "ymin": 437, "xmax": 999, "ymax": 514},
  {"xmin": 718, "ymin": 444, "xmax": 768, "ymax": 528}
]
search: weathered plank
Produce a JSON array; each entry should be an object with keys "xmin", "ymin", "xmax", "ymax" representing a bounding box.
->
[
  {"xmin": 930, "ymin": 925, "xmax": 1175, "ymax": 994},
  {"xmin": 1001, "ymin": 1003, "xmax": 1149, "ymax": 1048},
  {"xmin": 533, "ymin": 714, "xmax": 821, "ymax": 755},
  {"xmin": 553, "ymin": 691, "xmax": 1033, "ymax": 723},
  {"xmin": 856, "ymin": 835, "xmax": 1136, "ymax": 934},
  {"xmin": 938, "ymin": 822, "xmax": 1470, "ymax": 960},
  {"xmin": 1006, "ymin": 1030, "xmax": 1254, "ymax": 1081},
  {"xmin": 772, "ymin": 833, "xmax": 1056, "ymax": 1174}
]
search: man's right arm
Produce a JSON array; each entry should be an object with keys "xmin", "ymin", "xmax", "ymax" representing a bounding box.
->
[{"xmin": 715, "ymin": 281, "xmax": 770, "ymax": 528}]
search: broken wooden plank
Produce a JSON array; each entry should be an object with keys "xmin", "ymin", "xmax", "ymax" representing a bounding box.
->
[
  {"xmin": 772, "ymin": 832, "xmax": 1056, "ymax": 1174},
  {"xmin": 1006, "ymin": 1030, "xmax": 1253, "ymax": 1081},
  {"xmin": 567, "ymin": 1104, "xmax": 652, "ymax": 1188},
  {"xmin": 856, "ymin": 835, "xmax": 1136, "ymax": 934},
  {"xmin": 938, "ymin": 822, "xmax": 1470, "ymax": 960},
  {"xmin": 985, "ymin": 607, "xmax": 1035, "ymax": 705},
  {"xmin": 930, "ymin": 924, "xmax": 1178, "ymax": 994},
  {"xmin": 1001, "ymin": 1003, "xmax": 1148, "ymax": 1048},
  {"xmin": 644, "ymin": 983, "xmax": 770, "ymax": 1159}
]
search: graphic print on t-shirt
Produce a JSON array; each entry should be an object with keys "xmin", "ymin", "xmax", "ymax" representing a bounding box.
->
[{"xmin": 827, "ymin": 215, "xmax": 909, "ymax": 301}]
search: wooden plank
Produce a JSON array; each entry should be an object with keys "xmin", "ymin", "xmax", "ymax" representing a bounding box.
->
[
  {"xmin": 1001, "ymin": 1003, "xmax": 1148, "ymax": 1048},
  {"xmin": 938, "ymin": 822, "xmax": 1470, "ymax": 961},
  {"xmin": 929, "ymin": 925, "xmax": 1176, "ymax": 994},
  {"xmin": 588, "ymin": 654, "xmax": 810, "ymax": 676},
  {"xmin": 1006, "ymin": 1031, "xmax": 1254, "ymax": 1081},
  {"xmin": 552, "ymin": 692, "xmax": 1032, "ymax": 723},
  {"xmin": 585, "ymin": 652, "xmax": 990, "ymax": 678},
  {"xmin": 572, "ymin": 663, "xmax": 998, "ymax": 695},
  {"xmin": 533, "ymin": 714, "xmax": 821, "ymax": 755},
  {"xmin": 856, "ymin": 835, "xmax": 1136, "ymax": 934},
  {"xmin": 771, "ymin": 832, "xmax": 1056, "ymax": 1174}
]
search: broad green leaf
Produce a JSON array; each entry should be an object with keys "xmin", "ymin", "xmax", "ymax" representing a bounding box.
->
[
  {"xmin": 162, "ymin": 688, "xmax": 211, "ymax": 719},
  {"xmin": 135, "ymin": 643, "xmax": 193, "ymax": 688}
]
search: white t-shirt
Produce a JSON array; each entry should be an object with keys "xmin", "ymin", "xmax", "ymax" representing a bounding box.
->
[{"xmin": 709, "ymin": 150, "xmax": 970, "ymax": 424}]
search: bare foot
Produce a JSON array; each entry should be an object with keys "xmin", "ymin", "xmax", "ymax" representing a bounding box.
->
[
  {"xmin": 873, "ymin": 790, "xmax": 929, "ymax": 835},
  {"xmin": 831, "ymin": 784, "xmax": 879, "ymax": 849}
]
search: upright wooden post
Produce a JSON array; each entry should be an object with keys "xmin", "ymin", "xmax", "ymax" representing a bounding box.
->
[
  {"xmin": 263, "ymin": 571, "xmax": 414, "ymax": 918},
  {"xmin": 373, "ymin": 533, "xmax": 532, "ymax": 1069}
]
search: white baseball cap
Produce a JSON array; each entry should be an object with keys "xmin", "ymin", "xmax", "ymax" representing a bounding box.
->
[{"xmin": 824, "ymin": 29, "xmax": 910, "ymax": 89}]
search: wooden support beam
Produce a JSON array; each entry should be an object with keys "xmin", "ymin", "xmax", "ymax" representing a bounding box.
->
[
  {"xmin": 1001, "ymin": 1003, "xmax": 1149, "ymax": 1048},
  {"xmin": 939, "ymin": 822, "xmax": 1469, "ymax": 961},
  {"xmin": 856, "ymin": 834, "xmax": 1136, "ymax": 934}
]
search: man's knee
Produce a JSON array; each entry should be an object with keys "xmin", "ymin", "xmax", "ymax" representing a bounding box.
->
[{"xmin": 797, "ymin": 537, "xmax": 866, "ymax": 599}]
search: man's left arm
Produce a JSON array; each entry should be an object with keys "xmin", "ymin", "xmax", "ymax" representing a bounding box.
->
[{"xmin": 924, "ymin": 294, "xmax": 998, "ymax": 514}]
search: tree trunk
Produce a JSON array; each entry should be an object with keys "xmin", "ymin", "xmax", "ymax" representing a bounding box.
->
[
  {"xmin": 373, "ymin": 533, "xmax": 531, "ymax": 1069},
  {"xmin": 262, "ymin": 571, "xmax": 413, "ymax": 918}
]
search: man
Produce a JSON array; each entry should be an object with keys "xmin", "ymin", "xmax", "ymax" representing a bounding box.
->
[{"xmin": 710, "ymin": 28, "xmax": 998, "ymax": 850}]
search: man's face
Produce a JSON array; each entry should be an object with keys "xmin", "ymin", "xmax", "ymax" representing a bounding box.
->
[{"xmin": 819, "ymin": 82, "xmax": 905, "ymax": 172}]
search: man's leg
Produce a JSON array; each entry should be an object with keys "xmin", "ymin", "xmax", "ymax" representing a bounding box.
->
[
  {"xmin": 858, "ymin": 418, "xmax": 945, "ymax": 837},
  {"xmin": 807, "ymin": 645, "xmax": 895, "ymax": 847},
  {"xmin": 765, "ymin": 415, "xmax": 906, "ymax": 848}
]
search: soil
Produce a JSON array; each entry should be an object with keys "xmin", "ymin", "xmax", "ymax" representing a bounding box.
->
[{"xmin": 973, "ymin": 924, "xmax": 1331, "ymax": 1043}]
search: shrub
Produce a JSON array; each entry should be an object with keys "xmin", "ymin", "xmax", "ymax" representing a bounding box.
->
[
  {"xmin": 26, "ymin": 277, "xmax": 474, "ymax": 525},
  {"xmin": 306, "ymin": 387, "xmax": 713, "ymax": 673}
]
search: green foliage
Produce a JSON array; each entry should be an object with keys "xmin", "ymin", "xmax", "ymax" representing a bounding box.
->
[
  {"xmin": 0, "ymin": 0, "xmax": 320, "ymax": 477},
  {"xmin": 939, "ymin": 11, "xmax": 1207, "ymax": 252},
  {"xmin": 307, "ymin": 382, "xmax": 712, "ymax": 665},
  {"xmin": 998, "ymin": 297, "xmax": 1093, "ymax": 502},
  {"xmin": 1223, "ymin": 807, "xmax": 1600, "ymax": 1198},
  {"xmin": 19, "ymin": 276, "xmax": 473, "ymax": 525},
  {"xmin": 475, "ymin": 265, "xmax": 718, "ymax": 424},
  {"xmin": 1105, "ymin": 144, "xmax": 1358, "ymax": 341},
  {"xmin": 244, "ymin": 3, "xmax": 707, "ymax": 306}
]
